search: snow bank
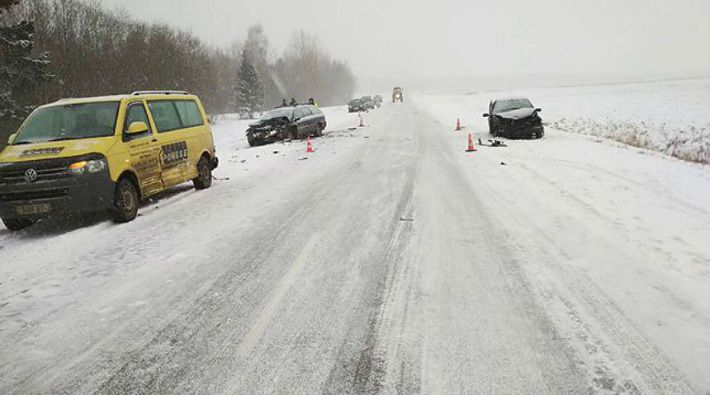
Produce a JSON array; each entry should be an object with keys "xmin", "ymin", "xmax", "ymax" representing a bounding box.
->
[{"xmin": 544, "ymin": 80, "xmax": 710, "ymax": 164}]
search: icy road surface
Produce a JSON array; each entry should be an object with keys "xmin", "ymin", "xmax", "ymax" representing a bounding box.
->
[{"xmin": 1, "ymin": 97, "xmax": 709, "ymax": 393}]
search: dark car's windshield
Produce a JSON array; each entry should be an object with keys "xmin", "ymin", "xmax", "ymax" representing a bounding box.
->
[
  {"xmin": 350, "ymin": 99, "xmax": 363, "ymax": 104},
  {"xmin": 494, "ymin": 99, "xmax": 533, "ymax": 113},
  {"xmin": 14, "ymin": 102, "xmax": 119, "ymax": 144},
  {"xmin": 262, "ymin": 108, "xmax": 293, "ymax": 120}
]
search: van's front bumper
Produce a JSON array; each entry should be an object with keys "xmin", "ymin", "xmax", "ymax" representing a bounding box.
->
[{"xmin": 0, "ymin": 160, "xmax": 115, "ymax": 220}]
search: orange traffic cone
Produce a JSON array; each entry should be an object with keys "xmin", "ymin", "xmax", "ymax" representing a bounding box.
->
[
  {"xmin": 466, "ymin": 133, "xmax": 477, "ymax": 152},
  {"xmin": 455, "ymin": 118, "xmax": 462, "ymax": 131},
  {"xmin": 359, "ymin": 113, "xmax": 365, "ymax": 128},
  {"xmin": 306, "ymin": 136, "xmax": 315, "ymax": 153}
]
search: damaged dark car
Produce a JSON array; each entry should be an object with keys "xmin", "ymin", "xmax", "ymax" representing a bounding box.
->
[
  {"xmin": 246, "ymin": 105, "xmax": 326, "ymax": 147},
  {"xmin": 483, "ymin": 98, "xmax": 545, "ymax": 139}
]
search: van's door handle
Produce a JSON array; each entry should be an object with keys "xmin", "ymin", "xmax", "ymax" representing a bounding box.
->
[{"xmin": 152, "ymin": 138, "xmax": 158, "ymax": 142}]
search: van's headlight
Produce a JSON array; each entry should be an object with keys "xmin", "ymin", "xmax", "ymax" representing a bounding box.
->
[{"xmin": 69, "ymin": 159, "xmax": 107, "ymax": 174}]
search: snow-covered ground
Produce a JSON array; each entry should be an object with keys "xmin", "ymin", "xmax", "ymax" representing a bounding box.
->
[
  {"xmin": 1, "ymin": 85, "xmax": 709, "ymax": 393},
  {"xmin": 421, "ymin": 79, "xmax": 710, "ymax": 163},
  {"xmin": 415, "ymin": 86, "xmax": 710, "ymax": 392}
]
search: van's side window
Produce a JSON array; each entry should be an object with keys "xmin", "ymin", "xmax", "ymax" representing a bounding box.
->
[
  {"xmin": 148, "ymin": 101, "xmax": 182, "ymax": 133},
  {"xmin": 174, "ymin": 100, "xmax": 204, "ymax": 128},
  {"xmin": 124, "ymin": 103, "xmax": 153, "ymax": 141}
]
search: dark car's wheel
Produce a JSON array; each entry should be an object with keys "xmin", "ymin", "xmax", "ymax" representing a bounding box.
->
[
  {"xmin": 2, "ymin": 218, "xmax": 35, "ymax": 231},
  {"xmin": 193, "ymin": 157, "xmax": 213, "ymax": 190},
  {"xmin": 315, "ymin": 123, "xmax": 324, "ymax": 137},
  {"xmin": 112, "ymin": 178, "xmax": 139, "ymax": 223},
  {"xmin": 247, "ymin": 135, "xmax": 256, "ymax": 147}
]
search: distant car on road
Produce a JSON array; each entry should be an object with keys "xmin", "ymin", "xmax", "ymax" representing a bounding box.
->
[
  {"xmin": 361, "ymin": 96, "xmax": 376, "ymax": 110},
  {"xmin": 348, "ymin": 98, "xmax": 366, "ymax": 113},
  {"xmin": 392, "ymin": 87, "xmax": 404, "ymax": 102},
  {"xmin": 483, "ymin": 98, "xmax": 545, "ymax": 139},
  {"xmin": 246, "ymin": 105, "xmax": 326, "ymax": 147},
  {"xmin": 374, "ymin": 95, "xmax": 383, "ymax": 107}
]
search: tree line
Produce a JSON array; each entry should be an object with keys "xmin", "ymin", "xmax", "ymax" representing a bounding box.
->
[{"xmin": 0, "ymin": 0, "xmax": 356, "ymax": 145}]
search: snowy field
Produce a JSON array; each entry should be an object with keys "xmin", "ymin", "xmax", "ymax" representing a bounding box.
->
[
  {"xmin": 1, "ymin": 85, "xmax": 710, "ymax": 393},
  {"xmin": 420, "ymin": 79, "xmax": 710, "ymax": 164}
]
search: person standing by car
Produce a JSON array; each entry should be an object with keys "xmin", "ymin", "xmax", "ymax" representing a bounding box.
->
[
  {"xmin": 281, "ymin": 98, "xmax": 288, "ymax": 107},
  {"xmin": 289, "ymin": 98, "xmax": 297, "ymax": 107}
]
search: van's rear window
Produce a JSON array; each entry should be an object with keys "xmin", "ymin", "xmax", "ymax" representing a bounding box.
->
[{"xmin": 14, "ymin": 102, "xmax": 120, "ymax": 144}]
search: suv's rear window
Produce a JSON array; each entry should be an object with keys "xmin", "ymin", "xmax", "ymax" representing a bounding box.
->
[
  {"xmin": 149, "ymin": 100, "xmax": 204, "ymax": 133},
  {"xmin": 13, "ymin": 102, "xmax": 119, "ymax": 144}
]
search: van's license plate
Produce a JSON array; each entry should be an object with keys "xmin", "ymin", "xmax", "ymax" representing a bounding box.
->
[{"xmin": 16, "ymin": 203, "xmax": 51, "ymax": 216}]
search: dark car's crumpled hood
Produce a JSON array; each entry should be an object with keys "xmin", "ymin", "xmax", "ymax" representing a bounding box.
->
[
  {"xmin": 247, "ymin": 117, "xmax": 289, "ymax": 132},
  {"xmin": 496, "ymin": 108, "xmax": 538, "ymax": 120}
]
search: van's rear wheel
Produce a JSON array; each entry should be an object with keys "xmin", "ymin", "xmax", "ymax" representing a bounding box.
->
[
  {"xmin": 112, "ymin": 178, "xmax": 139, "ymax": 223},
  {"xmin": 194, "ymin": 157, "xmax": 212, "ymax": 190},
  {"xmin": 2, "ymin": 218, "xmax": 35, "ymax": 231}
]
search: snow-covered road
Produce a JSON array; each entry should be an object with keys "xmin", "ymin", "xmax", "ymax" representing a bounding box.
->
[{"xmin": 1, "ymin": 95, "xmax": 709, "ymax": 393}]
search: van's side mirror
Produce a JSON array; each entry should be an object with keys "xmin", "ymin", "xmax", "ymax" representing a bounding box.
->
[
  {"xmin": 7, "ymin": 133, "xmax": 17, "ymax": 144},
  {"xmin": 126, "ymin": 121, "xmax": 149, "ymax": 135},
  {"xmin": 482, "ymin": 113, "xmax": 489, "ymax": 118},
  {"xmin": 535, "ymin": 108, "xmax": 542, "ymax": 113}
]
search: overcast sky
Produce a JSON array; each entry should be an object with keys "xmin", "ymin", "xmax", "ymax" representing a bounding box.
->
[{"xmin": 100, "ymin": 0, "xmax": 710, "ymax": 88}]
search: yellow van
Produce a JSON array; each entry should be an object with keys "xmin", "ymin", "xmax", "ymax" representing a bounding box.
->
[{"xmin": 0, "ymin": 91, "xmax": 218, "ymax": 230}]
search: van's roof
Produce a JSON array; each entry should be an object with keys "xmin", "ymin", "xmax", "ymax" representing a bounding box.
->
[{"xmin": 41, "ymin": 92, "xmax": 198, "ymax": 108}]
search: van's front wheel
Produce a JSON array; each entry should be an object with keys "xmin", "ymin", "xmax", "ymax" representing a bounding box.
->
[
  {"xmin": 112, "ymin": 178, "xmax": 139, "ymax": 223},
  {"xmin": 2, "ymin": 218, "xmax": 35, "ymax": 231},
  {"xmin": 193, "ymin": 157, "xmax": 213, "ymax": 190}
]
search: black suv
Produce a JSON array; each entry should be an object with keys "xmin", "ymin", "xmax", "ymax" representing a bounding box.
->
[
  {"xmin": 348, "ymin": 98, "xmax": 366, "ymax": 113},
  {"xmin": 246, "ymin": 105, "xmax": 326, "ymax": 147},
  {"xmin": 483, "ymin": 98, "xmax": 544, "ymax": 139}
]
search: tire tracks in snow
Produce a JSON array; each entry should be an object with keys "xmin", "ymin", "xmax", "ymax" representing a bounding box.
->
[
  {"xmin": 321, "ymin": 103, "xmax": 423, "ymax": 394},
  {"xmin": 455, "ymin": 140, "xmax": 698, "ymax": 393}
]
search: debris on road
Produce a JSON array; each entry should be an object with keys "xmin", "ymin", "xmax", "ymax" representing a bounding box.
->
[{"xmin": 478, "ymin": 138, "xmax": 508, "ymax": 147}]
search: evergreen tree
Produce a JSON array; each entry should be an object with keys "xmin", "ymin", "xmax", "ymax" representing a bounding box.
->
[
  {"xmin": 232, "ymin": 49, "xmax": 264, "ymax": 119},
  {"xmin": 0, "ymin": 1, "xmax": 52, "ymax": 121}
]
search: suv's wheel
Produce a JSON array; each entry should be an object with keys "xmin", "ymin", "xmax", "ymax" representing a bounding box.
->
[
  {"xmin": 2, "ymin": 218, "xmax": 34, "ymax": 231},
  {"xmin": 247, "ymin": 135, "xmax": 256, "ymax": 147},
  {"xmin": 193, "ymin": 157, "xmax": 213, "ymax": 190},
  {"xmin": 112, "ymin": 178, "xmax": 139, "ymax": 223},
  {"xmin": 315, "ymin": 123, "xmax": 324, "ymax": 137}
]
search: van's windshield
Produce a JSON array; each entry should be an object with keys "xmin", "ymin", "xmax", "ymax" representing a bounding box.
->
[{"xmin": 13, "ymin": 102, "xmax": 120, "ymax": 145}]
